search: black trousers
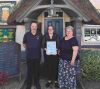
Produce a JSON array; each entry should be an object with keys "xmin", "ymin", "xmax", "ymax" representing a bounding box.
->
[
  {"xmin": 45, "ymin": 55, "xmax": 59, "ymax": 81},
  {"xmin": 26, "ymin": 59, "xmax": 40, "ymax": 89}
]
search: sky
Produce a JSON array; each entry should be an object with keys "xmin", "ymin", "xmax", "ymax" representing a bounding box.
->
[
  {"xmin": 0, "ymin": 0, "xmax": 100, "ymax": 9},
  {"xmin": 90, "ymin": 0, "xmax": 100, "ymax": 9}
]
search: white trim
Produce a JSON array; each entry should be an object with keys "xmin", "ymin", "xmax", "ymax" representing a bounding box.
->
[
  {"xmin": 42, "ymin": 12, "xmax": 44, "ymax": 35},
  {"xmin": 44, "ymin": 17, "xmax": 63, "ymax": 19}
]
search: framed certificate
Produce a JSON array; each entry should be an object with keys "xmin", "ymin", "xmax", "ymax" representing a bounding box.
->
[{"xmin": 46, "ymin": 41, "xmax": 57, "ymax": 55}]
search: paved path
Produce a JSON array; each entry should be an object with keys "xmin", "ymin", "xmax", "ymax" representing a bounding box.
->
[
  {"xmin": 0, "ymin": 76, "xmax": 100, "ymax": 89},
  {"xmin": 0, "ymin": 63, "xmax": 100, "ymax": 89},
  {"xmin": 0, "ymin": 78, "xmax": 82, "ymax": 89}
]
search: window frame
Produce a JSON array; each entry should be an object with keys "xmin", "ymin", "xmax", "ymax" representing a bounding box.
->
[{"xmin": 82, "ymin": 25, "xmax": 100, "ymax": 45}]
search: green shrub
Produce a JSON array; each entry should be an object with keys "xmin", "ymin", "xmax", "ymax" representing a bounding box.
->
[{"xmin": 81, "ymin": 50, "xmax": 100, "ymax": 80}]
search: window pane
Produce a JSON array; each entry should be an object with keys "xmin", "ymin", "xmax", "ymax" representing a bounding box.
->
[
  {"xmin": 91, "ymin": 29, "xmax": 96, "ymax": 35},
  {"xmin": 97, "ymin": 29, "xmax": 100, "ymax": 35},
  {"xmin": 85, "ymin": 28, "xmax": 90, "ymax": 36},
  {"xmin": 83, "ymin": 26, "xmax": 100, "ymax": 44},
  {"xmin": 97, "ymin": 29, "xmax": 100, "ymax": 41}
]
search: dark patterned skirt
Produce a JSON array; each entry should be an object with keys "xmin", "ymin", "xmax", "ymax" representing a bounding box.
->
[{"xmin": 58, "ymin": 58, "xmax": 80, "ymax": 89}]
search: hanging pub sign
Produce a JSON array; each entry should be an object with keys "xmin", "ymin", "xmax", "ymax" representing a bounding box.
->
[
  {"xmin": 0, "ymin": 1, "xmax": 16, "ymax": 25},
  {"xmin": 0, "ymin": 26, "xmax": 16, "ymax": 42}
]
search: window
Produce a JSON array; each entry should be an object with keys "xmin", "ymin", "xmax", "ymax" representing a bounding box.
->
[{"xmin": 82, "ymin": 25, "xmax": 100, "ymax": 45}]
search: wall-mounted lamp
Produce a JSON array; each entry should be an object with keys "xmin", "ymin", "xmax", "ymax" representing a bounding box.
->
[{"xmin": 47, "ymin": 0, "xmax": 58, "ymax": 17}]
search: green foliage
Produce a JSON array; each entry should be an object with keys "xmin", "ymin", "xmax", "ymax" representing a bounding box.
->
[{"xmin": 81, "ymin": 50, "xmax": 100, "ymax": 80}]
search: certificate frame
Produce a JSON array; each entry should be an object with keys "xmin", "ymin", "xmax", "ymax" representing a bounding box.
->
[{"xmin": 46, "ymin": 41, "xmax": 57, "ymax": 55}]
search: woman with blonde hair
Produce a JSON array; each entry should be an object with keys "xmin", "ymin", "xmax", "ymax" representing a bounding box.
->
[{"xmin": 58, "ymin": 26, "xmax": 80, "ymax": 89}]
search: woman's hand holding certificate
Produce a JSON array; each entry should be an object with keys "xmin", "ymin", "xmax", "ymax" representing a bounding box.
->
[{"xmin": 46, "ymin": 41, "xmax": 57, "ymax": 55}]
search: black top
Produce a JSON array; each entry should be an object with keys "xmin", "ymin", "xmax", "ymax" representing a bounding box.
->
[
  {"xmin": 59, "ymin": 37, "xmax": 79, "ymax": 60},
  {"xmin": 23, "ymin": 31, "xmax": 42, "ymax": 59}
]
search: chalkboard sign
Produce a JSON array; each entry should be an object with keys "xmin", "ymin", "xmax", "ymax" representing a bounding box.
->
[{"xmin": 0, "ymin": 42, "xmax": 21, "ymax": 77}]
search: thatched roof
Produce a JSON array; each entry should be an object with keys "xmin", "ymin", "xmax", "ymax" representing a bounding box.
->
[{"xmin": 7, "ymin": 0, "xmax": 100, "ymax": 24}]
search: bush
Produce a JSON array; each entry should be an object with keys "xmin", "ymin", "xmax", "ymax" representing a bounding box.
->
[{"xmin": 81, "ymin": 49, "xmax": 100, "ymax": 80}]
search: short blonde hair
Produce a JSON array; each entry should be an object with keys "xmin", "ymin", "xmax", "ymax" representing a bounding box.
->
[{"xmin": 65, "ymin": 26, "xmax": 74, "ymax": 32}]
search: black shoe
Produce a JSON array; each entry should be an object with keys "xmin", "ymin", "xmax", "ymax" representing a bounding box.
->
[
  {"xmin": 45, "ymin": 81, "xmax": 52, "ymax": 88},
  {"xmin": 54, "ymin": 82, "xmax": 59, "ymax": 88}
]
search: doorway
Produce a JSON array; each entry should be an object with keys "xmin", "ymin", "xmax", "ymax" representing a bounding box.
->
[{"xmin": 44, "ymin": 19, "xmax": 63, "ymax": 39}]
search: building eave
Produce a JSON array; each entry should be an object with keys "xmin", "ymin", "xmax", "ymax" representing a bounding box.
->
[
  {"xmin": 70, "ymin": 0, "xmax": 100, "ymax": 24},
  {"xmin": 7, "ymin": 0, "xmax": 100, "ymax": 25}
]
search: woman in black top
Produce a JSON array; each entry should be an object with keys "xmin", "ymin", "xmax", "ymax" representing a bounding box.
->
[
  {"xmin": 42, "ymin": 25, "xmax": 59, "ymax": 88},
  {"xmin": 58, "ymin": 26, "xmax": 80, "ymax": 89}
]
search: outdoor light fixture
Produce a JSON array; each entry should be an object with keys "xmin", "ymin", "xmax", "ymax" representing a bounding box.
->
[{"xmin": 47, "ymin": 0, "xmax": 58, "ymax": 17}]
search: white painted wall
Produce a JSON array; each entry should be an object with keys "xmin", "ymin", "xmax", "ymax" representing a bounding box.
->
[{"xmin": 15, "ymin": 25, "xmax": 25, "ymax": 51}]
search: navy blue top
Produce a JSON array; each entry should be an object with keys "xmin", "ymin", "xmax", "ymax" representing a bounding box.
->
[
  {"xmin": 23, "ymin": 31, "xmax": 42, "ymax": 59},
  {"xmin": 59, "ymin": 37, "xmax": 79, "ymax": 61}
]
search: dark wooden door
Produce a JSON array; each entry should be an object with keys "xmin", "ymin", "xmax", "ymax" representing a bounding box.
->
[{"xmin": 44, "ymin": 19, "xmax": 63, "ymax": 39}]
